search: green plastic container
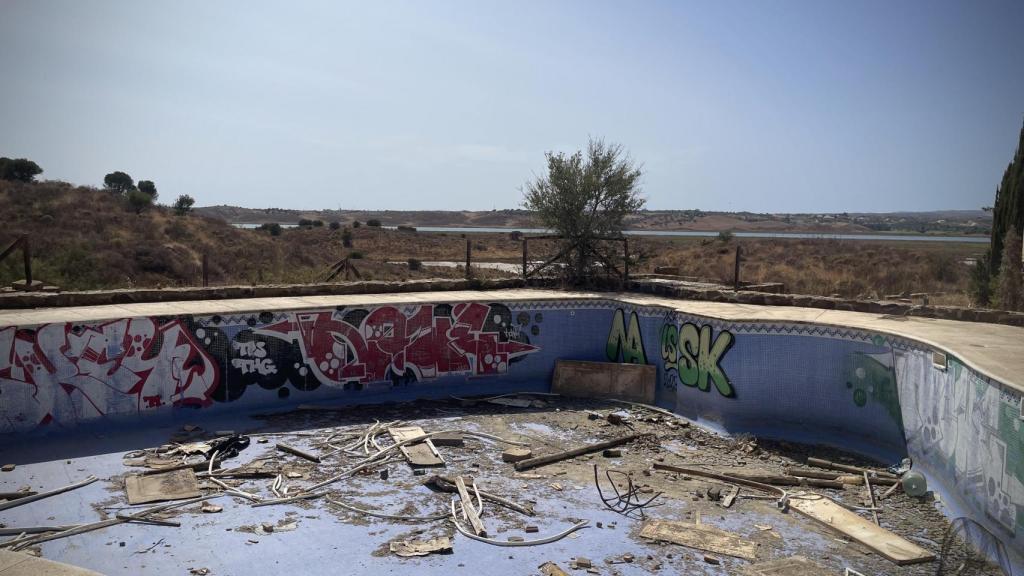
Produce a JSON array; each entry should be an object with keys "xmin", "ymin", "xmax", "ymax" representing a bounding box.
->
[{"xmin": 901, "ymin": 470, "xmax": 928, "ymax": 497}]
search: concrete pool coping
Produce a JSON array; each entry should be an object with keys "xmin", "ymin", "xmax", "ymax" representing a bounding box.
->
[{"xmin": 1, "ymin": 287, "xmax": 1021, "ymax": 395}]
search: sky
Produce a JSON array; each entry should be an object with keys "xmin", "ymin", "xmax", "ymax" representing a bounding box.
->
[{"xmin": 1, "ymin": 1, "xmax": 1023, "ymax": 213}]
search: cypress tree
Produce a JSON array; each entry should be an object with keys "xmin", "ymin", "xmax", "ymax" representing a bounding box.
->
[{"xmin": 990, "ymin": 121, "xmax": 1024, "ymax": 274}]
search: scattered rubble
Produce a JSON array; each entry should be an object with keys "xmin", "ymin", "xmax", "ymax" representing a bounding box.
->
[{"xmin": 0, "ymin": 392, "xmax": 1001, "ymax": 575}]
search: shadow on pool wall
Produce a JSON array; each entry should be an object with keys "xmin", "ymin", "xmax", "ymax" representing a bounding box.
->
[{"xmin": 0, "ymin": 297, "xmax": 1021, "ymax": 566}]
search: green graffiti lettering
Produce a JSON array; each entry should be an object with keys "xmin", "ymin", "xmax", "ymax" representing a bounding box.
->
[
  {"xmin": 660, "ymin": 321, "xmax": 734, "ymax": 398},
  {"xmin": 678, "ymin": 323, "xmax": 700, "ymax": 387},
  {"xmin": 606, "ymin": 309, "xmax": 647, "ymax": 364},
  {"xmin": 700, "ymin": 325, "xmax": 735, "ymax": 397},
  {"xmin": 660, "ymin": 324, "xmax": 678, "ymax": 376}
]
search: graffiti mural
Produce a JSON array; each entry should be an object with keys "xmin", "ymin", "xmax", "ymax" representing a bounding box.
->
[
  {"xmin": 898, "ymin": 351, "xmax": 1024, "ymax": 537},
  {"xmin": 659, "ymin": 320, "xmax": 735, "ymax": 397},
  {"xmin": 256, "ymin": 303, "xmax": 539, "ymax": 390},
  {"xmin": 845, "ymin": 350, "xmax": 903, "ymax": 428},
  {"xmin": 0, "ymin": 302, "xmax": 542, "ymax": 430},
  {"xmin": 0, "ymin": 319, "xmax": 219, "ymax": 431},
  {"xmin": 605, "ymin": 309, "xmax": 646, "ymax": 364}
]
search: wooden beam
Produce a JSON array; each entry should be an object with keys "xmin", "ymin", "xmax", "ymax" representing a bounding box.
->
[{"xmin": 454, "ymin": 476, "xmax": 486, "ymax": 536}]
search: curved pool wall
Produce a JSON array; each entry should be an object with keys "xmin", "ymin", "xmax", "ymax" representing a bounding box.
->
[{"xmin": 0, "ymin": 297, "xmax": 1021, "ymax": 565}]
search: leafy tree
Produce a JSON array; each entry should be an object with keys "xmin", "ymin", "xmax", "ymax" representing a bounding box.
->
[
  {"xmin": 523, "ymin": 138, "xmax": 644, "ymax": 283},
  {"xmin": 996, "ymin": 229, "xmax": 1023, "ymax": 311},
  {"xmin": 137, "ymin": 180, "xmax": 158, "ymax": 201},
  {"xmin": 353, "ymin": 220, "xmax": 362, "ymax": 228},
  {"xmin": 341, "ymin": 227, "xmax": 354, "ymax": 248},
  {"xmin": 173, "ymin": 194, "xmax": 195, "ymax": 216},
  {"xmin": 104, "ymin": 171, "xmax": 135, "ymax": 195},
  {"xmin": 126, "ymin": 189, "xmax": 154, "ymax": 214},
  {"xmin": 329, "ymin": 220, "xmax": 341, "ymax": 230},
  {"xmin": 0, "ymin": 157, "xmax": 43, "ymax": 182},
  {"xmin": 366, "ymin": 218, "xmax": 382, "ymax": 227}
]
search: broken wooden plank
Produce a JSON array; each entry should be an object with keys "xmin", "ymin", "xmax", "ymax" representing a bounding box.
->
[
  {"xmin": 389, "ymin": 426, "xmax": 445, "ymax": 467},
  {"xmin": 276, "ymin": 443, "xmax": 321, "ymax": 463},
  {"xmin": 785, "ymin": 467, "xmax": 898, "ymax": 485},
  {"xmin": 789, "ymin": 494, "xmax": 934, "ymax": 565},
  {"xmin": 430, "ymin": 432, "xmax": 465, "ymax": 447},
  {"xmin": 730, "ymin": 473, "xmax": 845, "ymax": 490},
  {"xmin": 806, "ymin": 457, "xmax": 897, "ymax": 479},
  {"xmin": 863, "ymin": 471, "xmax": 880, "ymax": 526},
  {"xmin": 454, "ymin": 476, "xmax": 487, "ymax": 537},
  {"xmin": 514, "ymin": 434, "xmax": 647, "ymax": 471},
  {"xmin": 552, "ymin": 359, "xmax": 656, "ymax": 403},
  {"xmin": 124, "ymin": 469, "xmax": 201, "ymax": 505},
  {"xmin": 639, "ymin": 519, "xmax": 758, "ymax": 560},
  {"xmin": 0, "ymin": 476, "xmax": 98, "ymax": 512}
]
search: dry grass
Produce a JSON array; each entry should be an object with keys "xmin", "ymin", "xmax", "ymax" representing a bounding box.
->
[
  {"xmin": 0, "ymin": 181, "xmax": 988, "ymax": 303},
  {"xmin": 0, "ymin": 181, "xmax": 511, "ymax": 290},
  {"xmin": 639, "ymin": 236, "xmax": 984, "ymax": 300}
]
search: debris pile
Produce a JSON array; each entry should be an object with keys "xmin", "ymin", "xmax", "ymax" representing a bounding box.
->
[{"xmin": 0, "ymin": 390, "xmax": 1004, "ymax": 575}]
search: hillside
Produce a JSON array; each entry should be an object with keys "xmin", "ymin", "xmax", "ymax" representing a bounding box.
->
[
  {"xmin": 0, "ymin": 181, "xmax": 487, "ymax": 291},
  {"xmin": 195, "ymin": 205, "xmax": 991, "ymax": 235}
]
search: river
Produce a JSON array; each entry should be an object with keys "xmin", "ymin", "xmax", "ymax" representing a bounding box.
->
[{"xmin": 232, "ymin": 223, "xmax": 988, "ymax": 243}]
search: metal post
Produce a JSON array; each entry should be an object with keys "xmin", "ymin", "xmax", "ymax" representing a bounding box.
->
[
  {"xmin": 465, "ymin": 239, "xmax": 472, "ymax": 278},
  {"xmin": 202, "ymin": 253, "xmax": 209, "ymax": 287},
  {"xmin": 733, "ymin": 245, "xmax": 741, "ymax": 290},
  {"xmin": 22, "ymin": 235, "xmax": 32, "ymax": 288},
  {"xmin": 522, "ymin": 238, "xmax": 528, "ymax": 279}
]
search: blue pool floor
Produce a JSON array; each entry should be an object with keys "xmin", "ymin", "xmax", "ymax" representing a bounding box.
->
[{"xmin": 0, "ymin": 398, "xmax": 980, "ymax": 576}]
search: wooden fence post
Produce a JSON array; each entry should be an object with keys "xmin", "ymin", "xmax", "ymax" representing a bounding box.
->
[
  {"xmin": 22, "ymin": 235, "xmax": 32, "ymax": 288},
  {"xmin": 522, "ymin": 238, "xmax": 528, "ymax": 279},
  {"xmin": 465, "ymin": 239, "xmax": 472, "ymax": 278},
  {"xmin": 733, "ymin": 245, "xmax": 741, "ymax": 290},
  {"xmin": 202, "ymin": 253, "xmax": 209, "ymax": 287}
]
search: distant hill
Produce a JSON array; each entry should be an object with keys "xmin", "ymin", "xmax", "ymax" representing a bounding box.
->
[
  {"xmin": 195, "ymin": 205, "xmax": 991, "ymax": 235},
  {"xmin": 0, "ymin": 181, "xmax": 454, "ymax": 290}
]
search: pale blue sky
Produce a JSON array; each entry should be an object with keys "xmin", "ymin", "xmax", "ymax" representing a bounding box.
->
[{"xmin": 1, "ymin": 0, "xmax": 1022, "ymax": 212}]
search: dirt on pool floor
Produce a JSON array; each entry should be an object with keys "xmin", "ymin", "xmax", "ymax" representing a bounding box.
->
[{"xmin": 2, "ymin": 395, "xmax": 1007, "ymax": 575}]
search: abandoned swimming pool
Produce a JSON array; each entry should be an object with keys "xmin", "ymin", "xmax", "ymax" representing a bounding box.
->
[{"xmin": 0, "ymin": 289, "xmax": 1020, "ymax": 574}]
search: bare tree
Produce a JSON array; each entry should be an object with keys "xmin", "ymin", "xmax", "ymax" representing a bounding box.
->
[{"xmin": 523, "ymin": 138, "xmax": 643, "ymax": 284}]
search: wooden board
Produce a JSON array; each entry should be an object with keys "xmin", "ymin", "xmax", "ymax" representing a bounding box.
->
[
  {"xmin": 124, "ymin": 469, "xmax": 200, "ymax": 504},
  {"xmin": 639, "ymin": 519, "xmax": 758, "ymax": 560},
  {"xmin": 388, "ymin": 426, "xmax": 445, "ymax": 467},
  {"xmin": 789, "ymin": 495, "xmax": 935, "ymax": 565},
  {"xmin": 552, "ymin": 360, "xmax": 656, "ymax": 403}
]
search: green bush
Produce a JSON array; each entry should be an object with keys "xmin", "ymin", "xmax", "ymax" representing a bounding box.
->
[
  {"xmin": 174, "ymin": 194, "xmax": 195, "ymax": 216},
  {"xmin": 126, "ymin": 189, "xmax": 154, "ymax": 214},
  {"xmin": 259, "ymin": 223, "xmax": 283, "ymax": 236},
  {"xmin": 329, "ymin": 221, "xmax": 341, "ymax": 230},
  {"xmin": 717, "ymin": 230, "xmax": 734, "ymax": 243},
  {"xmin": 407, "ymin": 258, "xmax": 422, "ymax": 271},
  {"xmin": 366, "ymin": 219, "xmax": 382, "ymax": 227},
  {"xmin": 349, "ymin": 251, "xmax": 365, "ymax": 259}
]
